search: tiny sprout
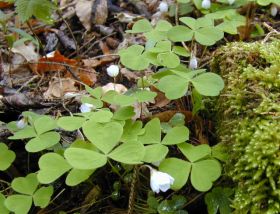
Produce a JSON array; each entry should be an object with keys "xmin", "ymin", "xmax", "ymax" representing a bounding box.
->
[
  {"xmin": 271, "ymin": 5, "xmax": 278, "ymax": 17},
  {"xmin": 16, "ymin": 118, "xmax": 27, "ymax": 129},
  {"xmin": 80, "ymin": 103, "xmax": 94, "ymax": 113},
  {"xmin": 201, "ymin": 0, "xmax": 211, "ymax": 9},
  {"xmin": 158, "ymin": 1, "xmax": 169, "ymax": 13},
  {"xmin": 107, "ymin": 65, "xmax": 120, "ymax": 77},
  {"xmin": 228, "ymin": 0, "xmax": 235, "ymax": 5},
  {"xmin": 189, "ymin": 55, "xmax": 198, "ymax": 69}
]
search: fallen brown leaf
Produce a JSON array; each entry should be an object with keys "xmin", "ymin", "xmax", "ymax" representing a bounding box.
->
[{"xmin": 43, "ymin": 77, "xmax": 78, "ymax": 99}]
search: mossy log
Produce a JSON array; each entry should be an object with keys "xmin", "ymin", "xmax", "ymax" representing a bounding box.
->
[{"xmin": 211, "ymin": 39, "xmax": 280, "ymax": 214}]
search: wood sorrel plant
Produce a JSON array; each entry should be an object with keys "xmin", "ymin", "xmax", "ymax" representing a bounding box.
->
[{"xmin": 1, "ymin": 11, "xmax": 226, "ymax": 214}]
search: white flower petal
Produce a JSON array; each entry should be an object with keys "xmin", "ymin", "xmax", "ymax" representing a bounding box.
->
[
  {"xmin": 228, "ymin": 0, "xmax": 235, "ymax": 5},
  {"xmin": 159, "ymin": 183, "xmax": 171, "ymax": 192},
  {"xmin": 149, "ymin": 167, "xmax": 175, "ymax": 193}
]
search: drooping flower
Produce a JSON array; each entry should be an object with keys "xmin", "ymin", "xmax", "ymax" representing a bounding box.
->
[
  {"xmin": 16, "ymin": 118, "xmax": 27, "ymax": 129},
  {"xmin": 201, "ymin": 0, "xmax": 211, "ymax": 9},
  {"xmin": 158, "ymin": 1, "xmax": 169, "ymax": 13},
  {"xmin": 228, "ymin": 0, "xmax": 235, "ymax": 5},
  {"xmin": 80, "ymin": 103, "xmax": 94, "ymax": 113},
  {"xmin": 149, "ymin": 167, "xmax": 175, "ymax": 193},
  {"xmin": 106, "ymin": 65, "xmax": 119, "ymax": 77},
  {"xmin": 271, "ymin": 5, "xmax": 278, "ymax": 17},
  {"xmin": 189, "ymin": 55, "xmax": 198, "ymax": 69}
]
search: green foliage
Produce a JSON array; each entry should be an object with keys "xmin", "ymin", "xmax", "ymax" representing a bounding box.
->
[
  {"xmin": 4, "ymin": 173, "xmax": 53, "ymax": 214},
  {"xmin": 157, "ymin": 195, "xmax": 188, "ymax": 214},
  {"xmin": 205, "ymin": 187, "xmax": 233, "ymax": 214},
  {"xmin": 9, "ymin": 115, "xmax": 60, "ymax": 152},
  {"xmin": 15, "ymin": 0, "xmax": 55, "ymax": 23},
  {"xmin": 156, "ymin": 69, "xmax": 224, "ymax": 100},
  {"xmin": 159, "ymin": 143, "xmax": 221, "ymax": 191},
  {"xmin": 0, "ymin": 143, "xmax": 16, "ymax": 171},
  {"xmin": 168, "ymin": 17, "xmax": 224, "ymax": 46},
  {"xmin": 212, "ymin": 40, "xmax": 280, "ymax": 213}
]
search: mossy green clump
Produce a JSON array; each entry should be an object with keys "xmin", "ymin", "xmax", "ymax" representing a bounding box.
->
[{"xmin": 211, "ymin": 39, "xmax": 280, "ymax": 214}]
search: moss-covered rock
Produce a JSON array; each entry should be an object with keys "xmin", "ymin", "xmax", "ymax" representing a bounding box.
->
[{"xmin": 211, "ymin": 39, "xmax": 280, "ymax": 214}]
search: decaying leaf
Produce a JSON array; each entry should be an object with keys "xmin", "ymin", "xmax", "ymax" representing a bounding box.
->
[
  {"xmin": 11, "ymin": 42, "xmax": 39, "ymax": 62},
  {"xmin": 150, "ymin": 86, "xmax": 170, "ymax": 108},
  {"xmin": 36, "ymin": 50, "xmax": 77, "ymax": 74},
  {"xmin": 44, "ymin": 78, "xmax": 78, "ymax": 99},
  {"xmin": 102, "ymin": 83, "xmax": 128, "ymax": 94},
  {"xmin": 92, "ymin": 0, "xmax": 108, "ymax": 25},
  {"xmin": 64, "ymin": 68, "xmax": 97, "ymax": 86},
  {"xmin": 75, "ymin": 0, "xmax": 93, "ymax": 31},
  {"xmin": 120, "ymin": 68, "xmax": 139, "ymax": 81}
]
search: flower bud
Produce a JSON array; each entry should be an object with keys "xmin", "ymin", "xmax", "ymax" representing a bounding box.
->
[
  {"xmin": 80, "ymin": 103, "xmax": 94, "ymax": 113},
  {"xmin": 271, "ymin": 5, "xmax": 278, "ymax": 17},
  {"xmin": 189, "ymin": 55, "xmax": 198, "ymax": 69},
  {"xmin": 16, "ymin": 118, "xmax": 27, "ymax": 129},
  {"xmin": 201, "ymin": 0, "xmax": 211, "ymax": 9},
  {"xmin": 158, "ymin": 1, "xmax": 168, "ymax": 13},
  {"xmin": 107, "ymin": 65, "xmax": 119, "ymax": 77}
]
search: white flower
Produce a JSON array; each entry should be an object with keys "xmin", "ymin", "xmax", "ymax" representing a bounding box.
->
[
  {"xmin": 271, "ymin": 5, "xmax": 278, "ymax": 17},
  {"xmin": 228, "ymin": 0, "xmax": 235, "ymax": 5},
  {"xmin": 107, "ymin": 65, "xmax": 119, "ymax": 77},
  {"xmin": 158, "ymin": 1, "xmax": 169, "ymax": 13},
  {"xmin": 189, "ymin": 55, "xmax": 198, "ymax": 69},
  {"xmin": 201, "ymin": 0, "xmax": 211, "ymax": 9},
  {"xmin": 150, "ymin": 167, "xmax": 175, "ymax": 193},
  {"xmin": 16, "ymin": 118, "xmax": 27, "ymax": 129},
  {"xmin": 80, "ymin": 103, "xmax": 94, "ymax": 113}
]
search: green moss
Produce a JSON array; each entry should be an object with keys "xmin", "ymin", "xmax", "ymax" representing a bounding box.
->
[{"xmin": 211, "ymin": 40, "xmax": 280, "ymax": 213}]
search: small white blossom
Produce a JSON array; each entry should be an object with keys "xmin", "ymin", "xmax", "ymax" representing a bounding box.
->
[
  {"xmin": 158, "ymin": 1, "xmax": 169, "ymax": 13},
  {"xmin": 189, "ymin": 55, "xmax": 198, "ymax": 69},
  {"xmin": 271, "ymin": 5, "xmax": 278, "ymax": 17},
  {"xmin": 201, "ymin": 0, "xmax": 211, "ymax": 9},
  {"xmin": 16, "ymin": 118, "xmax": 27, "ymax": 129},
  {"xmin": 150, "ymin": 167, "xmax": 175, "ymax": 193},
  {"xmin": 106, "ymin": 65, "xmax": 119, "ymax": 77},
  {"xmin": 228, "ymin": 0, "xmax": 235, "ymax": 5},
  {"xmin": 80, "ymin": 103, "xmax": 94, "ymax": 113}
]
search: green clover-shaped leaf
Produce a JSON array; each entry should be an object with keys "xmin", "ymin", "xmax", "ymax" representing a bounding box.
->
[
  {"xmin": 0, "ymin": 143, "xmax": 16, "ymax": 171},
  {"xmin": 66, "ymin": 169, "xmax": 94, "ymax": 186},
  {"xmin": 159, "ymin": 158, "xmax": 191, "ymax": 190},
  {"xmin": 168, "ymin": 17, "xmax": 224, "ymax": 46},
  {"xmin": 11, "ymin": 173, "xmax": 38, "ymax": 195},
  {"xmin": 25, "ymin": 131, "xmax": 60, "ymax": 153},
  {"xmin": 191, "ymin": 159, "xmax": 221, "ymax": 191},
  {"xmin": 37, "ymin": 153, "xmax": 71, "ymax": 184},
  {"xmin": 83, "ymin": 121, "xmax": 123, "ymax": 154},
  {"xmin": 108, "ymin": 141, "xmax": 145, "ymax": 164},
  {"xmin": 33, "ymin": 186, "xmax": 53, "ymax": 208},
  {"xmin": 57, "ymin": 116, "xmax": 86, "ymax": 131},
  {"xmin": 5, "ymin": 195, "xmax": 32, "ymax": 214},
  {"xmin": 34, "ymin": 116, "xmax": 57, "ymax": 135},
  {"xmin": 119, "ymin": 45, "xmax": 150, "ymax": 71},
  {"xmin": 142, "ymin": 144, "xmax": 169, "ymax": 163},
  {"xmin": 178, "ymin": 143, "xmax": 211, "ymax": 162},
  {"xmin": 126, "ymin": 19, "xmax": 152, "ymax": 33},
  {"xmin": 64, "ymin": 148, "xmax": 107, "ymax": 169},
  {"xmin": 0, "ymin": 193, "xmax": 9, "ymax": 214}
]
